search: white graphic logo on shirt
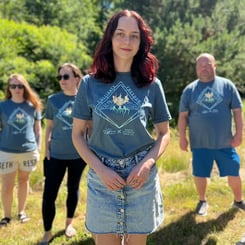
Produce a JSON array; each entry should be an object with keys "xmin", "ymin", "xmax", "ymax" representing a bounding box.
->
[
  {"xmin": 197, "ymin": 87, "xmax": 222, "ymax": 113},
  {"xmin": 56, "ymin": 101, "xmax": 74, "ymax": 129},
  {"xmin": 8, "ymin": 107, "xmax": 29, "ymax": 132},
  {"xmin": 95, "ymin": 81, "xmax": 142, "ymax": 133},
  {"xmin": 112, "ymin": 94, "xmax": 129, "ymax": 115}
]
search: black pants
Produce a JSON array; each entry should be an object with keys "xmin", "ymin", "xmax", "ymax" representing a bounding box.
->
[{"xmin": 42, "ymin": 157, "xmax": 86, "ymax": 231}]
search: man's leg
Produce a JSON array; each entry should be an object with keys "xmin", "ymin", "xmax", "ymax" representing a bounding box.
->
[{"xmin": 194, "ymin": 176, "xmax": 207, "ymax": 201}]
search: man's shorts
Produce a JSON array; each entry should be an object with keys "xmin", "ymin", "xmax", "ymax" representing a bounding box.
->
[
  {"xmin": 192, "ymin": 148, "xmax": 240, "ymax": 177},
  {"xmin": 0, "ymin": 150, "xmax": 40, "ymax": 174}
]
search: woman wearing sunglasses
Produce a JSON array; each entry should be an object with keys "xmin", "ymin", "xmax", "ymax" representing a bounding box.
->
[
  {"xmin": 39, "ymin": 63, "xmax": 86, "ymax": 244},
  {"xmin": 0, "ymin": 74, "xmax": 43, "ymax": 227}
]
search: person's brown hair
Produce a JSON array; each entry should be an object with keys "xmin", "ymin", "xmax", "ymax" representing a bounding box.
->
[
  {"xmin": 58, "ymin": 63, "xmax": 83, "ymax": 88},
  {"xmin": 6, "ymin": 74, "xmax": 43, "ymax": 111}
]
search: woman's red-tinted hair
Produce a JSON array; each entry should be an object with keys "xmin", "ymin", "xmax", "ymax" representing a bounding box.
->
[{"xmin": 90, "ymin": 9, "xmax": 159, "ymax": 87}]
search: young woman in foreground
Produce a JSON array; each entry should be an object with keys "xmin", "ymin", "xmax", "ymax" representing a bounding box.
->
[{"xmin": 72, "ymin": 10, "xmax": 171, "ymax": 245}]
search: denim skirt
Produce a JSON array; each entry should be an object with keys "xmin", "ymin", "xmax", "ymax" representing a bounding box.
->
[{"xmin": 85, "ymin": 148, "xmax": 164, "ymax": 235}]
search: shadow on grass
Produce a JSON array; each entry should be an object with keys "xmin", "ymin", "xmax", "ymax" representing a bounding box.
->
[
  {"xmin": 49, "ymin": 229, "xmax": 95, "ymax": 245},
  {"xmin": 69, "ymin": 238, "xmax": 95, "ymax": 245},
  {"xmin": 148, "ymin": 208, "xmax": 238, "ymax": 245},
  {"xmin": 44, "ymin": 209, "xmax": 237, "ymax": 245}
]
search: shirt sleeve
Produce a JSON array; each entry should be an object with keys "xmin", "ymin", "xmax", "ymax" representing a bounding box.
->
[
  {"xmin": 44, "ymin": 96, "xmax": 54, "ymax": 120},
  {"xmin": 35, "ymin": 110, "xmax": 42, "ymax": 120},
  {"xmin": 151, "ymin": 78, "xmax": 172, "ymax": 124},
  {"xmin": 72, "ymin": 76, "xmax": 92, "ymax": 120},
  {"xmin": 230, "ymin": 81, "xmax": 242, "ymax": 109},
  {"xmin": 179, "ymin": 87, "xmax": 190, "ymax": 113}
]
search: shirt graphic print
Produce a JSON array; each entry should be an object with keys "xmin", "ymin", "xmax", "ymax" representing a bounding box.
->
[
  {"xmin": 196, "ymin": 87, "xmax": 222, "ymax": 114},
  {"xmin": 56, "ymin": 101, "xmax": 74, "ymax": 130},
  {"xmin": 95, "ymin": 81, "xmax": 144, "ymax": 136},
  {"xmin": 8, "ymin": 107, "xmax": 32, "ymax": 133}
]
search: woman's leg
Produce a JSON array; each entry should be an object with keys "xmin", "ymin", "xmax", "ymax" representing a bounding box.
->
[
  {"xmin": 17, "ymin": 169, "xmax": 30, "ymax": 214},
  {"xmin": 92, "ymin": 233, "xmax": 121, "ymax": 245},
  {"xmin": 66, "ymin": 158, "xmax": 86, "ymax": 222},
  {"xmin": 124, "ymin": 234, "xmax": 147, "ymax": 245},
  {"xmin": 1, "ymin": 171, "xmax": 16, "ymax": 218},
  {"xmin": 92, "ymin": 233, "xmax": 147, "ymax": 245},
  {"xmin": 39, "ymin": 231, "xmax": 53, "ymax": 244},
  {"xmin": 65, "ymin": 159, "xmax": 86, "ymax": 237},
  {"xmin": 40, "ymin": 158, "xmax": 66, "ymax": 242}
]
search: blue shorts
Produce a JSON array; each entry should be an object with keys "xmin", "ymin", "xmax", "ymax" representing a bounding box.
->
[
  {"xmin": 85, "ymin": 148, "xmax": 163, "ymax": 235},
  {"xmin": 192, "ymin": 148, "xmax": 240, "ymax": 177}
]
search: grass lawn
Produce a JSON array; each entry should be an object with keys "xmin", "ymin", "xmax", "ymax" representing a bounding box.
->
[{"xmin": 0, "ymin": 125, "xmax": 245, "ymax": 244}]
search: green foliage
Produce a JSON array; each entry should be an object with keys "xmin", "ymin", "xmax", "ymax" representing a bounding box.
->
[
  {"xmin": 1, "ymin": 125, "xmax": 245, "ymax": 244},
  {"xmin": 0, "ymin": 18, "xmax": 92, "ymax": 99},
  {"xmin": 165, "ymin": 180, "xmax": 196, "ymax": 200},
  {"xmin": 154, "ymin": 0, "xmax": 245, "ymax": 125},
  {"xmin": 0, "ymin": 0, "xmax": 27, "ymax": 21},
  {"xmin": 0, "ymin": 0, "xmax": 244, "ymax": 124},
  {"xmin": 1, "ymin": 0, "xmax": 102, "ymax": 56},
  {"xmin": 0, "ymin": 2, "xmax": 245, "ymax": 243},
  {"xmin": 109, "ymin": 0, "xmax": 245, "ymax": 125}
]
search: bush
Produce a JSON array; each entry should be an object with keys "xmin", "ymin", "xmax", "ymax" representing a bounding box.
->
[{"xmin": 0, "ymin": 18, "xmax": 92, "ymax": 99}]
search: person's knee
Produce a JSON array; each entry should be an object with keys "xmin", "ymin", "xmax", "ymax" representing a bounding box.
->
[
  {"xmin": 92, "ymin": 233, "xmax": 121, "ymax": 245},
  {"xmin": 124, "ymin": 234, "xmax": 147, "ymax": 245}
]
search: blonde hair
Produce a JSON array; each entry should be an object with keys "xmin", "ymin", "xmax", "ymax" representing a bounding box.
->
[{"xmin": 6, "ymin": 74, "xmax": 43, "ymax": 111}]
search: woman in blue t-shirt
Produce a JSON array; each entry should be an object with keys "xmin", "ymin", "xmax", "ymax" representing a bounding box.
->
[
  {"xmin": 39, "ymin": 63, "xmax": 86, "ymax": 244},
  {"xmin": 72, "ymin": 10, "xmax": 171, "ymax": 245},
  {"xmin": 0, "ymin": 74, "xmax": 43, "ymax": 227}
]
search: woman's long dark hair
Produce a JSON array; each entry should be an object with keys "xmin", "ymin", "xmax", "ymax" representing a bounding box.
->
[{"xmin": 89, "ymin": 9, "xmax": 159, "ymax": 87}]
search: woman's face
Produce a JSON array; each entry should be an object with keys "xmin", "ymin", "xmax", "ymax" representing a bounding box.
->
[
  {"xmin": 112, "ymin": 16, "xmax": 140, "ymax": 65},
  {"xmin": 58, "ymin": 66, "xmax": 78, "ymax": 93},
  {"xmin": 9, "ymin": 77, "xmax": 25, "ymax": 98}
]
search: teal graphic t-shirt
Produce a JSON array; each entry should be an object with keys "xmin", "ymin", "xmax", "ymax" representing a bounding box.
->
[
  {"xmin": 73, "ymin": 73, "xmax": 171, "ymax": 159},
  {"xmin": 0, "ymin": 100, "xmax": 41, "ymax": 153},
  {"xmin": 45, "ymin": 92, "xmax": 80, "ymax": 159},
  {"xmin": 179, "ymin": 76, "xmax": 242, "ymax": 149}
]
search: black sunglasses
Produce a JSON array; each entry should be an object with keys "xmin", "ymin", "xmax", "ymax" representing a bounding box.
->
[
  {"xmin": 9, "ymin": 84, "xmax": 25, "ymax": 89},
  {"xmin": 57, "ymin": 74, "xmax": 70, "ymax": 81}
]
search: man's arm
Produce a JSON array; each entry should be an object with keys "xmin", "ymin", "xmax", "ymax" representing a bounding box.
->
[
  {"xmin": 231, "ymin": 108, "xmax": 243, "ymax": 147},
  {"xmin": 178, "ymin": 111, "xmax": 189, "ymax": 151}
]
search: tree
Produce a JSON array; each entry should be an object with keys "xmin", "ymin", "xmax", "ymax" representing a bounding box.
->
[
  {"xmin": 0, "ymin": 0, "xmax": 244, "ymax": 124},
  {"xmin": 0, "ymin": 19, "xmax": 92, "ymax": 100},
  {"xmin": 150, "ymin": 0, "xmax": 245, "ymax": 124},
  {"xmin": 0, "ymin": 0, "xmax": 102, "ymax": 56},
  {"xmin": 0, "ymin": 0, "xmax": 27, "ymax": 21}
]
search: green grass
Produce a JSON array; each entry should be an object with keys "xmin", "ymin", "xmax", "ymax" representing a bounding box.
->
[{"xmin": 1, "ymin": 118, "xmax": 245, "ymax": 244}]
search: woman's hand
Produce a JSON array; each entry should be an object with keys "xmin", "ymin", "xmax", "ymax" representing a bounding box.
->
[
  {"xmin": 126, "ymin": 161, "xmax": 151, "ymax": 189},
  {"xmin": 45, "ymin": 148, "xmax": 51, "ymax": 160},
  {"xmin": 97, "ymin": 166, "xmax": 126, "ymax": 191}
]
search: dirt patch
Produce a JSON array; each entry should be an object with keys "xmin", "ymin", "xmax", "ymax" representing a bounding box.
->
[{"xmin": 159, "ymin": 170, "xmax": 190, "ymax": 186}]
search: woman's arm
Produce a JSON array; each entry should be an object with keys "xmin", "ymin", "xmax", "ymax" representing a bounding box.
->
[
  {"xmin": 127, "ymin": 121, "xmax": 170, "ymax": 189},
  {"xmin": 72, "ymin": 117, "xmax": 126, "ymax": 190},
  {"xmin": 34, "ymin": 119, "xmax": 42, "ymax": 152},
  {"xmin": 45, "ymin": 119, "xmax": 53, "ymax": 160}
]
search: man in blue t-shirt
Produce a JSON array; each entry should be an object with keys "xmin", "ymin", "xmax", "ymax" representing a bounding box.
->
[{"xmin": 178, "ymin": 53, "xmax": 244, "ymax": 216}]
